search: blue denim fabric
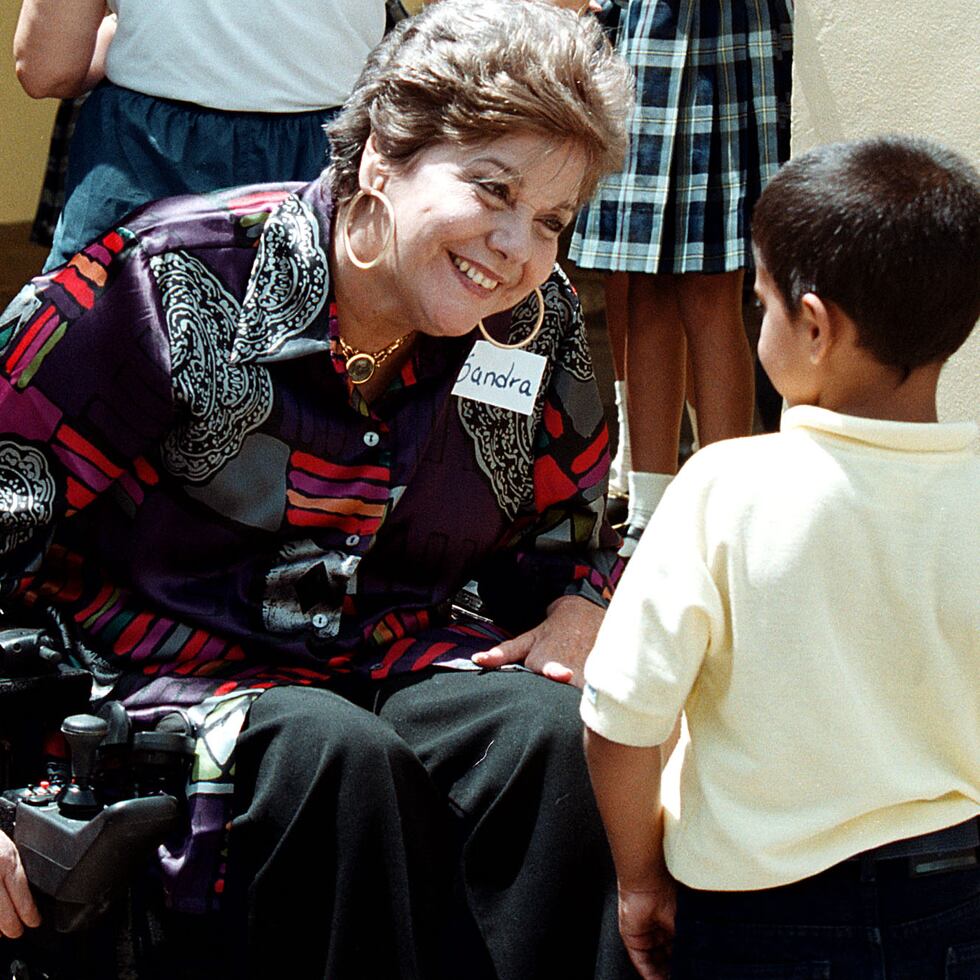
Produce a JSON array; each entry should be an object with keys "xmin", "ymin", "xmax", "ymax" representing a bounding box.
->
[
  {"xmin": 671, "ymin": 853, "xmax": 980, "ymax": 979},
  {"xmin": 46, "ymin": 82, "xmax": 339, "ymax": 271}
]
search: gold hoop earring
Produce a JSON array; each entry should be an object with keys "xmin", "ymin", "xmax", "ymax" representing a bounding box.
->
[
  {"xmin": 477, "ymin": 287, "xmax": 546, "ymax": 350},
  {"xmin": 342, "ymin": 188, "xmax": 395, "ymax": 270}
]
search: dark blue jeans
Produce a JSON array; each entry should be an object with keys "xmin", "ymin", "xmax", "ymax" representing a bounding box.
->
[{"xmin": 671, "ymin": 848, "xmax": 980, "ymax": 979}]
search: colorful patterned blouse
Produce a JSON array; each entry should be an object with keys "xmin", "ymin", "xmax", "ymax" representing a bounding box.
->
[
  {"xmin": 0, "ymin": 178, "xmax": 621, "ymax": 905},
  {"xmin": 1, "ymin": 177, "xmax": 622, "ymax": 696}
]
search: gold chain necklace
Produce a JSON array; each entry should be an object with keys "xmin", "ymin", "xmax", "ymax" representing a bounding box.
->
[{"xmin": 336, "ymin": 333, "xmax": 411, "ymax": 384}]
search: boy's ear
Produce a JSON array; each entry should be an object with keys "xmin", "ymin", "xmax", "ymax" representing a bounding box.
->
[
  {"xmin": 357, "ymin": 132, "xmax": 388, "ymax": 191},
  {"xmin": 799, "ymin": 291, "xmax": 841, "ymax": 365}
]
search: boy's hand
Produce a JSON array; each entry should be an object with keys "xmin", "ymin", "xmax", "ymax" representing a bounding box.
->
[
  {"xmin": 583, "ymin": 730, "xmax": 676, "ymax": 978},
  {"xmin": 0, "ymin": 829, "xmax": 40, "ymax": 938},
  {"xmin": 618, "ymin": 879, "xmax": 676, "ymax": 980}
]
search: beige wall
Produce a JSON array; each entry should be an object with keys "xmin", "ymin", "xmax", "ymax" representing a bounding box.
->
[
  {"xmin": 0, "ymin": 3, "xmax": 58, "ymax": 224},
  {"xmin": 792, "ymin": 0, "xmax": 980, "ymax": 427}
]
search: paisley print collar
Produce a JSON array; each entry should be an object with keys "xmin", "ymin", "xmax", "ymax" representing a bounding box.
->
[{"xmin": 230, "ymin": 182, "xmax": 335, "ymax": 366}]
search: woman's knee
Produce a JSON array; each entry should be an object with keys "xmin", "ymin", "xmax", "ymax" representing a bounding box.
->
[
  {"xmin": 237, "ymin": 686, "xmax": 416, "ymax": 788},
  {"xmin": 388, "ymin": 671, "xmax": 593, "ymax": 812}
]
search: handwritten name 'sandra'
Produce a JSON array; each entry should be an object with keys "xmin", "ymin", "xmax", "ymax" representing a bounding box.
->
[{"xmin": 457, "ymin": 354, "xmax": 536, "ymax": 396}]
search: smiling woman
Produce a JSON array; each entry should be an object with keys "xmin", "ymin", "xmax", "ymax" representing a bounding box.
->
[
  {"xmin": 325, "ymin": 0, "xmax": 629, "ymax": 396},
  {"xmin": 0, "ymin": 1, "xmax": 635, "ymax": 976},
  {"xmin": 336, "ymin": 133, "xmax": 587, "ymax": 351}
]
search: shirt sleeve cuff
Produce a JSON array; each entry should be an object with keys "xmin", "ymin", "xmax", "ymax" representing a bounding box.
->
[{"xmin": 579, "ymin": 682, "xmax": 676, "ymax": 747}]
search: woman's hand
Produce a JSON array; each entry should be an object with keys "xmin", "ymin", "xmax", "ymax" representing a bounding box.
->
[
  {"xmin": 471, "ymin": 594, "xmax": 604, "ymax": 687},
  {"xmin": 0, "ymin": 830, "xmax": 40, "ymax": 938}
]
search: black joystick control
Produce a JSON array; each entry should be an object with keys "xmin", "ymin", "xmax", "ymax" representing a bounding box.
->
[
  {"xmin": 7, "ymin": 706, "xmax": 180, "ymax": 934},
  {"xmin": 58, "ymin": 714, "xmax": 109, "ymax": 818}
]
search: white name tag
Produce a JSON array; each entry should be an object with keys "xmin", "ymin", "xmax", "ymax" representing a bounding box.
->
[{"xmin": 452, "ymin": 341, "xmax": 547, "ymax": 416}]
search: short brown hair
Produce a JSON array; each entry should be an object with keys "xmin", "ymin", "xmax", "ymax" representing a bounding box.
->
[
  {"xmin": 327, "ymin": 0, "xmax": 633, "ymax": 207},
  {"xmin": 753, "ymin": 136, "xmax": 980, "ymax": 373}
]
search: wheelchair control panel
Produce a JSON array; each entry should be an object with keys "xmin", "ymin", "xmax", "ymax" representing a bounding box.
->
[{"xmin": 0, "ymin": 627, "xmax": 194, "ymax": 938}]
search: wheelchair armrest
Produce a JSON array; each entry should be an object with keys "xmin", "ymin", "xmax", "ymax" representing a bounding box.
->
[
  {"xmin": 15, "ymin": 794, "xmax": 178, "ymax": 933},
  {"xmin": 0, "ymin": 668, "xmax": 93, "ymax": 723},
  {"xmin": 0, "ymin": 625, "xmax": 93, "ymax": 797}
]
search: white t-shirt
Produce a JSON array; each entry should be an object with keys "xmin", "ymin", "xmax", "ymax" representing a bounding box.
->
[
  {"xmin": 105, "ymin": 1, "xmax": 387, "ymax": 111},
  {"xmin": 582, "ymin": 406, "xmax": 980, "ymax": 890}
]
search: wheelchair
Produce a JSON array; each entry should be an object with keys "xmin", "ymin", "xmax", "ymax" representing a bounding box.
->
[
  {"xmin": 0, "ymin": 578, "xmax": 500, "ymax": 979},
  {"xmin": 0, "ymin": 624, "xmax": 205, "ymax": 980}
]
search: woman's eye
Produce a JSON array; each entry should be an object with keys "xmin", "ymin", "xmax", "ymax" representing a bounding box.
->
[
  {"xmin": 477, "ymin": 180, "xmax": 510, "ymax": 202},
  {"xmin": 535, "ymin": 215, "xmax": 567, "ymax": 237}
]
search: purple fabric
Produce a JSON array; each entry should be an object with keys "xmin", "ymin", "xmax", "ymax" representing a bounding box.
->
[{"xmin": 0, "ymin": 177, "xmax": 622, "ymax": 908}]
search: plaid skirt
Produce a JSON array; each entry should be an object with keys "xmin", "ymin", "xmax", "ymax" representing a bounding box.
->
[{"xmin": 570, "ymin": 0, "xmax": 793, "ymax": 275}]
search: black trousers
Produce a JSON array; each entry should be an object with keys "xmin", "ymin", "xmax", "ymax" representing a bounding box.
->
[{"xmin": 221, "ymin": 670, "xmax": 635, "ymax": 980}]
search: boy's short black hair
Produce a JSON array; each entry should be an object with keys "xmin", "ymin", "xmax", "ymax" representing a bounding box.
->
[{"xmin": 752, "ymin": 135, "xmax": 980, "ymax": 372}]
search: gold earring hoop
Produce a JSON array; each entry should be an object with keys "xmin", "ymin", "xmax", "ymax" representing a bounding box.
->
[
  {"xmin": 477, "ymin": 287, "xmax": 546, "ymax": 351},
  {"xmin": 342, "ymin": 188, "xmax": 395, "ymax": 270}
]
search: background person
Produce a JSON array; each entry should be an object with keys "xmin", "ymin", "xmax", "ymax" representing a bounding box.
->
[
  {"xmin": 13, "ymin": 0, "xmax": 387, "ymax": 271},
  {"xmin": 0, "ymin": 2, "xmax": 637, "ymax": 976},
  {"xmin": 581, "ymin": 136, "xmax": 980, "ymax": 979},
  {"xmin": 569, "ymin": 0, "xmax": 793, "ymax": 555}
]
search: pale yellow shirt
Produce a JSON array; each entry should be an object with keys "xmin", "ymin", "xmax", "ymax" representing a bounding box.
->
[{"xmin": 582, "ymin": 406, "xmax": 980, "ymax": 890}]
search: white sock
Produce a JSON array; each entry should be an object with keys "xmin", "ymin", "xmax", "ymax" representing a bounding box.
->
[
  {"xmin": 609, "ymin": 380, "xmax": 631, "ymax": 496},
  {"xmin": 618, "ymin": 471, "xmax": 674, "ymax": 558},
  {"xmin": 685, "ymin": 400, "xmax": 700, "ymax": 452},
  {"xmin": 625, "ymin": 471, "xmax": 674, "ymax": 531}
]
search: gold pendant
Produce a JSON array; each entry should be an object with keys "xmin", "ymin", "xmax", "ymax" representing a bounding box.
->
[{"xmin": 346, "ymin": 353, "xmax": 376, "ymax": 384}]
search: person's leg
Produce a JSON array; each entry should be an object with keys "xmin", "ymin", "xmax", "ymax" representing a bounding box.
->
[
  {"xmin": 376, "ymin": 670, "xmax": 635, "ymax": 980},
  {"xmin": 672, "ymin": 852, "xmax": 980, "ymax": 979},
  {"xmin": 619, "ymin": 272, "xmax": 685, "ymax": 554},
  {"xmin": 675, "ymin": 270, "xmax": 755, "ymax": 446},
  {"xmin": 624, "ymin": 272, "xmax": 686, "ymax": 477},
  {"xmin": 223, "ymin": 686, "xmax": 454, "ymax": 980},
  {"xmin": 604, "ymin": 272, "xmax": 631, "ymax": 500},
  {"xmin": 671, "ymin": 877, "xmax": 869, "ymax": 979},
  {"xmin": 879, "ymin": 854, "xmax": 980, "ymax": 979}
]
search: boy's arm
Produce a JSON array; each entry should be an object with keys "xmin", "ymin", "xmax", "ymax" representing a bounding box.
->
[{"xmin": 584, "ymin": 727, "xmax": 675, "ymax": 980}]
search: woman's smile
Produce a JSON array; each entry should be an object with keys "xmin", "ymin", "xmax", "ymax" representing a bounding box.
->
[
  {"xmin": 450, "ymin": 253, "xmax": 500, "ymax": 292},
  {"xmin": 340, "ymin": 130, "xmax": 587, "ymax": 344}
]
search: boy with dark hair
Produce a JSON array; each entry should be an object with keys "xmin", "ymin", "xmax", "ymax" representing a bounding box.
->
[
  {"xmin": 752, "ymin": 136, "xmax": 980, "ymax": 375},
  {"xmin": 580, "ymin": 135, "xmax": 980, "ymax": 980}
]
